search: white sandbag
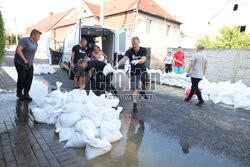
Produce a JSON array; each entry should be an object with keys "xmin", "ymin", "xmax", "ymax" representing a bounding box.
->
[
  {"xmin": 64, "ymin": 132, "xmax": 88, "ymax": 148},
  {"xmin": 99, "ymin": 121, "xmax": 123, "ymax": 143},
  {"xmin": 59, "ymin": 112, "xmax": 81, "ymax": 128},
  {"xmin": 100, "ymin": 94, "xmax": 120, "ymax": 108},
  {"xmin": 34, "ymin": 64, "xmax": 56, "ymax": 75},
  {"xmin": 234, "ymin": 94, "xmax": 250, "ymax": 109},
  {"xmin": 103, "ymin": 63, "xmax": 114, "ymax": 76},
  {"xmin": 62, "ymin": 102, "xmax": 85, "ymax": 113},
  {"xmin": 74, "ymin": 119, "xmax": 96, "ymax": 141},
  {"xmin": 59, "ymin": 128, "xmax": 74, "ymax": 142},
  {"xmin": 103, "ymin": 108, "xmax": 121, "ymax": 121},
  {"xmin": 85, "ymin": 139, "xmax": 112, "ymax": 160},
  {"xmin": 32, "ymin": 107, "xmax": 56, "ymax": 124}
]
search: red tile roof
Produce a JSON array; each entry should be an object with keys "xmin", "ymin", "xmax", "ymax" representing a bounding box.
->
[
  {"xmin": 85, "ymin": 1, "xmax": 100, "ymax": 17},
  {"xmin": 53, "ymin": 12, "xmax": 78, "ymax": 29},
  {"xmin": 138, "ymin": 0, "xmax": 181, "ymax": 23},
  {"xmin": 26, "ymin": 8, "xmax": 76, "ymax": 34},
  {"xmin": 102, "ymin": 0, "xmax": 181, "ymax": 23}
]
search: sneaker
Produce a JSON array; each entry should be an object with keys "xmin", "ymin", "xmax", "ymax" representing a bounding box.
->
[
  {"xmin": 133, "ymin": 103, "xmax": 138, "ymax": 113},
  {"xmin": 17, "ymin": 93, "xmax": 25, "ymax": 100},
  {"xmin": 24, "ymin": 94, "xmax": 32, "ymax": 101},
  {"xmin": 184, "ymin": 97, "xmax": 191, "ymax": 102},
  {"xmin": 196, "ymin": 101, "xmax": 204, "ymax": 107},
  {"xmin": 140, "ymin": 91, "xmax": 148, "ymax": 99}
]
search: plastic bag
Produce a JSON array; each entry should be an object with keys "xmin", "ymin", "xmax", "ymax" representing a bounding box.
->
[
  {"xmin": 59, "ymin": 112, "xmax": 81, "ymax": 128},
  {"xmin": 64, "ymin": 132, "xmax": 88, "ymax": 148},
  {"xmin": 85, "ymin": 139, "xmax": 112, "ymax": 159},
  {"xmin": 99, "ymin": 121, "xmax": 123, "ymax": 143}
]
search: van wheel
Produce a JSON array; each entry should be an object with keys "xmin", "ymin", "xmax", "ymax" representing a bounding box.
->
[
  {"xmin": 59, "ymin": 58, "xmax": 64, "ymax": 69},
  {"xmin": 69, "ymin": 68, "xmax": 74, "ymax": 80}
]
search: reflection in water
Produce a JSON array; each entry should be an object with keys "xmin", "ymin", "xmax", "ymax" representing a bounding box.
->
[
  {"xmin": 15, "ymin": 99, "xmax": 33, "ymax": 124},
  {"xmin": 180, "ymin": 140, "xmax": 190, "ymax": 154},
  {"xmin": 120, "ymin": 114, "xmax": 145, "ymax": 166}
]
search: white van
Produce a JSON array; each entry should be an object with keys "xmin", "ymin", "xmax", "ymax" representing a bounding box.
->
[{"xmin": 48, "ymin": 22, "xmax": 129, "ymax": 78}]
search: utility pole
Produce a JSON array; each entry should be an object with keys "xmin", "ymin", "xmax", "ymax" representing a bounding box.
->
[
  {"xmin": 14, "ymin": 18, "xmax": 18, "ymax": 45},
  {"xmin": 100, "ymin": 0, "xmax": 104, "ymax": 48},
  {"xmin": 100, "ymin": 0, "xmax": 104, "ymax": 26}
]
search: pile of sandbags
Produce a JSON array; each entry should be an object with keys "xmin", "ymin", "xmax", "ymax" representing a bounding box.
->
[
  {"xmin": 32, "ymin": 82, "xmax": 123, "ymax": 159},
  {"xmin": 148, "ymin": 69, "xmax": 250, "ymax": 110},
  {"xmin": 34, "ymin": 64, "xmax": 56, "ymax": 75}
]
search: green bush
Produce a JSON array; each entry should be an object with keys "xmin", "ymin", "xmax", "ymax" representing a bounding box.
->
[
  {"xmin": 196, "ymin": 26, "xmax": 250, "ymax": 49},
  {"xmin": 0, "ymin": 11, "xmax": 4, "ymax": 64}
]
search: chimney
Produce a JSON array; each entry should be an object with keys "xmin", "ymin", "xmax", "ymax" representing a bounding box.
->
[{"xmin": 50, "ymin": 12, "xmax": 53, "ymax": 16}]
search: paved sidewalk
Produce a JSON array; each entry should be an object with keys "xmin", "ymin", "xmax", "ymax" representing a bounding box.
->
[
  {"xmin": 0, "ymin": 66, "xmax": 82, "ymax": 167},
  {"xmin": 0, "ymin": 67, "xmax": 16, "ymax": 91}
]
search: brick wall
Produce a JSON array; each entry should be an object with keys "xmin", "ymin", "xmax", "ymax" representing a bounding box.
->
[{"xmin": 166, "ymin": 48, "xmax": 250, "ymax": 86}]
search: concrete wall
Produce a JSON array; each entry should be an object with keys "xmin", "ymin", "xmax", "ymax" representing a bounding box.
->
[{"xmin": 167, "ymin": 48, "xmax": 250, "ymax": 86}]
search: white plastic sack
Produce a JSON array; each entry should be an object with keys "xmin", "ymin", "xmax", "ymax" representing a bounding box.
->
[
  {"xmin": 59, "ymin": 128, "xmax": 74, "ymax": 142},
  {"xmin": 74, "ymin": 119, "xmax": 96, "ymax": 141},
  {"xmin": 34, "ymin": 64, "xmax": 56, "ymax": 75},
  {"xmin": 64, "ymin": 132, "xmax": 88, "ymax": 148},
  {"xmin": 85, "ymin": 139, "xmax": 112, "ymax": 159},
  {"xmin": 32, "ymin": 107, "xmax": 56, "ymax": 124},
  {"xmin": 103, "ymin": 63, "xmax": 114, "ymax": 76},
  {"xmin": 99, "ymin": 121, "xmax": 123, "ymax": 143},
  {"xmin": 59, "ymin": 112, "xmax": 81, "ymax": 128}
]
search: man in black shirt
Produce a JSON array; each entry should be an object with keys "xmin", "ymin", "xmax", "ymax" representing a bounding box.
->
[
  {"xmin": 114, "ymin": 37, "xmax": 149, "ymax": 113},
  {"xmin": 71, "ymin": 38, "xmax": 87, "ymax": 89},
  {"xmin": 78, "ymin": 59, "xmax": 118, "ymax": 96}
]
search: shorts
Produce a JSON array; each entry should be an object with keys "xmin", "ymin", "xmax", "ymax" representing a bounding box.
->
[
  {"xmin": 73, "ymin": 64, "xmax": 85, "ymax": 77},
  {"xmin": 174, "ymin": 66, "xmax": 183, "ymax": 74},
  {"xmin": 130, "ymin": 72, "xmax": 150, "ymax": 90}
]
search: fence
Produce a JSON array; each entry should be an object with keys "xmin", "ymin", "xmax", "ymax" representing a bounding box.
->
[{"xmin": 167, "ymin": 48, "xmax": 250, "ymax": 86}]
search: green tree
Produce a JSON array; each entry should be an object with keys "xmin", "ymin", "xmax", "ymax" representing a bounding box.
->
[
  {"xmin": 196, "ymin": 26, "xmax": 250, "ymax": 49},
  {"xmin": 0, "ymin": 11, "xmax": 5, "ymax": 64}
]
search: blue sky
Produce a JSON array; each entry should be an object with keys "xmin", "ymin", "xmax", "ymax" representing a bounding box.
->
[{"xmin": 0, "ymin": 0, "xmax": 227, "ymax": 36}]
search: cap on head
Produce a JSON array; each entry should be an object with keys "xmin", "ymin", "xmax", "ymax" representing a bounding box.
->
[
  {"xmin": 178, "ymin": 46, "xmax": 182, "ymax": 48},
  {"xmin": 197, "ymin": 44, "xmax": 204, "ymax": 50}
]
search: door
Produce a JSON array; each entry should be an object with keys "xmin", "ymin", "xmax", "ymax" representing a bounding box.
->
[
  {"xmin": 62, "ymin": 20, "xmax": 81, "ymax": 68},
  {"xmin": 48, "ymin": 38, "xmax": 63, "ymax": 65},
  {"xmin": 116, "ymin": 27, "xmax": 129, "ymax": 71}
]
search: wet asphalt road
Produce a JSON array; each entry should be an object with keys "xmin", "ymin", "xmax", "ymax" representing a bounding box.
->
[{"xmin": 2, "ymin": 51, "xmax": 250, "ymax": 167}]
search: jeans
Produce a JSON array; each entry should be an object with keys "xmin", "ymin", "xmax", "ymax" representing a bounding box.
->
[
  {"xmin": 188, "ymin": 77, "xmax": 203, "ymax": 102},
  {"xmin": 14, "ymin": 62, "xmax": 34, "ymax": 95}
]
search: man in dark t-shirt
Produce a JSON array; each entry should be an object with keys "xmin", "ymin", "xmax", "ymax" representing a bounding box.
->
[
  {"xmin": 14, "ymin": 29, "xmax": 41, "ymax": 101},
  {"xmin": 114, "ymin": 37, "xmax": 149, "ymax": 113},
  {"xmin": 78, "ymin": 59, "xmax": 117, "ymax": 96},
  {"xmin": 71, "ymin": 38, "xmax": 87, "ymax": 89}
]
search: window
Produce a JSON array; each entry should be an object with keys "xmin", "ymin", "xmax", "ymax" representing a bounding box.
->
[
  {"xmin": 233, "ymin": 4, "xmax": 238, "ymax": 11},
  {"xmin": 166, "ymin": 25, "xmax": 171, "ymax": 37},
  {"xmin": 146, "ymin": 19, "xmax": 152, "ymax": 33},
  {"xmin": 239, "ymin": 26, "xmax": 246, "ymax": 32}
]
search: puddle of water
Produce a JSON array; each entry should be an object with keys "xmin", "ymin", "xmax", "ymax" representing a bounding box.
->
[
  {"xmin": 1, "ymin": 67, "xmax": 245, "ymax": 167},
  {"xmin": 63, "ymin": 113, "xmax": 243, "ymax": 167}
]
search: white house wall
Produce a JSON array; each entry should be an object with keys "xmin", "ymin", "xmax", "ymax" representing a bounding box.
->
[
  {"xmin": 209, "ymin": 0, "xmax": 250, "ymax": 39},
  {"xmin": 129, "ymin": 13, "xmax": 181, "ymax": 68}
]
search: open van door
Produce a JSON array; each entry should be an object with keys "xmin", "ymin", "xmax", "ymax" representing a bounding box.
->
[
  {"xmin": 116, "ymin": 27, "xmax": 129, "ymax": 72},
  {"xmin": 48, "ymin": 38, "xmax": 63, "ymax": 65}
]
